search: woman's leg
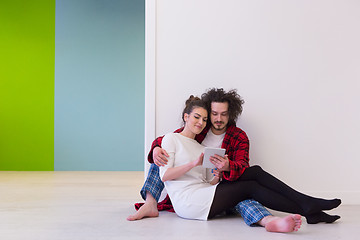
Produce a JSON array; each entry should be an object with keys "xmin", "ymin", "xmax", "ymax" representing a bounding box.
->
[
  {"xmin": 208, "ymin": 180, "xmax": 305, "ymax": 219},
  {"xmin": 208, "ymin": 179, "xmax": 341, "ymax": 224},
  {"xmin": 239, "ymin": 165, "xmax": 341, "ymax": 215}
]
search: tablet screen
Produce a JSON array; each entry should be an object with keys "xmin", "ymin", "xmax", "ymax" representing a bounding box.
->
[{"xmin": 202, "ymin": 147, "xmax": 226, "ymax": 168}]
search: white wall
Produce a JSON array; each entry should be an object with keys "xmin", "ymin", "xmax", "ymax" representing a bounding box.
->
[{"xmin": 146, "ymin": 0, "xmax": 360, "ymax": 204}]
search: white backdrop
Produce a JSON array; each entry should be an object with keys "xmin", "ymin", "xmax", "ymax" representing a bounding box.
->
[{"xmin": 145, "ymin": 0, "xmax": 360, "ymax": 204}]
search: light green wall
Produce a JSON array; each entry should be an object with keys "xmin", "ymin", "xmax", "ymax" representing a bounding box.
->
[{"xmin": 0, "ymin": 1, "xmax": 55, "ymax": 170}]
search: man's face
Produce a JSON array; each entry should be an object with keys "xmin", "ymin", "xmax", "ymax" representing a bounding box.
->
[{"xmin": 210, "ymin": 102, "xmax": 229, "ymax": 134}]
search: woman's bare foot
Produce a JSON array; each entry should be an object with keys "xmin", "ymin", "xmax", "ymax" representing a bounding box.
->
[
  {"xmin": 127, "ymin": 202, "xmax": 159, "ymax": 221},
  {"xmin": 263, "ymin": 214, "xmax": 302, "ymax": 233}
]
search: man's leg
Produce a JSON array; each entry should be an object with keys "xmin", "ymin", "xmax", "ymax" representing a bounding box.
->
[
  {"xmin": 127, "ymin": 164, "xmax": 164, "ymax": 221},
  {"xmin": 139, "ymin": 164, "xmax": 164, "ymax": 202},
  {"xmin": 235, "ymin": 199, "xmax": 302, "ymax": 233},
  {"xmin": 234, "ymin": 199, "xmax": 272, "ymax": 226}
]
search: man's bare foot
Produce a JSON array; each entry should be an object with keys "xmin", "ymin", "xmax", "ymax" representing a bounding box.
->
[
  {"xmin": 127, "ymin": 202, "xmax": 159, "ymax": 221},
  {"xmin": 264, "ymin": 214, "xmax": 302, "ymax": 233}
]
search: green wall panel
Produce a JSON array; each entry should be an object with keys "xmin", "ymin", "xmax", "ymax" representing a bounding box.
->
[{"xmin": 0, "ymin": 1, "xmax": 55, "ymax": 170}]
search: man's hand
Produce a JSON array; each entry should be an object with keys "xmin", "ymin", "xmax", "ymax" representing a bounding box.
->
[
  {"xmin": 210, "ymin": 154, "xmax": 230, "ymax": 172},
  {"xmin": 153, "ymin": 147, "xmax": 169, "ymax": 166}
]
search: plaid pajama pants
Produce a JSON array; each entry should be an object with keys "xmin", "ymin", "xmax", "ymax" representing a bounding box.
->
[{"xmin": 141, "ymin": 164, "xmax": 272, "ymax": 226}]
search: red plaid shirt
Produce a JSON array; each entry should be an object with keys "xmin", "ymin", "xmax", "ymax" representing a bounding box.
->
[{"xmin": 147, "ymin": 124, "xmax": 250, "ymax": 181}]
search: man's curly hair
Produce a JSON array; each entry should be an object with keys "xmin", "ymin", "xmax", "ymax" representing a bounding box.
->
[{"xmin": 201, "ymin": 88, "xmax": 245, "ymax": 126}]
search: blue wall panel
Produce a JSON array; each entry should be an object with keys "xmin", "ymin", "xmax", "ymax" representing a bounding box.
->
[{"xmin": 55, "ymin": 0, "xmax": 145, "ymax": 170}]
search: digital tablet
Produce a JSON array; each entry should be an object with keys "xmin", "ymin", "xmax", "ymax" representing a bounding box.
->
[{"xmin": 202, "ymin": 147, "xmax": 226, "ymax": 168}]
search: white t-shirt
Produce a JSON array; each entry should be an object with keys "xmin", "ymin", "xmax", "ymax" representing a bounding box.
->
[
  {"xmin": 201, "ymin": 128, "xmax": 226, "ymax": 148},
  {"xmin": 160, "ymin": 133, "xmax": 218, "ymax": 220}
]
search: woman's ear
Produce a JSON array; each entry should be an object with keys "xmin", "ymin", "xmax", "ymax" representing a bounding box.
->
[{"xmin": 184, "ymin": 113, "xmax": 189, "ymax": 122}]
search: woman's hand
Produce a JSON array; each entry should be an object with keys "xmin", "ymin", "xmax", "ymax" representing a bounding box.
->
[
  {"xmin": 211, "ymin": 168, "xmax": 222, "ymax": 179},
  {"xmin": 192, "ymin": 153, "xmax": 204, "ymax": 167},
  {"xmin": 209, "ymin": 168, "xmax": 222, "ymax": 185},
  {"xmin": 162, "ymin": 153, "xmax": 204, "ymax": 182}
]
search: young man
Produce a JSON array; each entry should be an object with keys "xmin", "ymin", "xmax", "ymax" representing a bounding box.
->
[{"xmin": 128, "ymin": 88, "xmax": 302, "ymax": 233}]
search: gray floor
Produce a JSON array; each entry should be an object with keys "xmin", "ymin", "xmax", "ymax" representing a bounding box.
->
[{"xmin": 0, "ymin": 171, "xmax": 358, "ymax": 240}]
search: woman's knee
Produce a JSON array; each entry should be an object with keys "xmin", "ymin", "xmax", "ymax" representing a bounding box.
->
[
  {"xmin": 246, "ymin": 165, "xmax": 263, "ymax": 175},
  {"xmin": 251, "ymin": 165, "xmax": 262, "ymax": 171},
  {"xmin": 241, "ymin": 165, "xmax": 264, "ymax": 180}
]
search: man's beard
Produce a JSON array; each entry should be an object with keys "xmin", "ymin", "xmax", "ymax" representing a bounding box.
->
[{"xmin": 213, "ymin": 122, "xmax": 226, "ymax": 131}]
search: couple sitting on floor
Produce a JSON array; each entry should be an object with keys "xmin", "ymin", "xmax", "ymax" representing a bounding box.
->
[{"xmin": 128, "ymin": 88, "xmax": 341, "ymax": 233}]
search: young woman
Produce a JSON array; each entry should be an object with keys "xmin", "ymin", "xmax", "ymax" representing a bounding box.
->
[{"xmin": 160, "ymin": 96, "xmax": 341, "ymax": 224}]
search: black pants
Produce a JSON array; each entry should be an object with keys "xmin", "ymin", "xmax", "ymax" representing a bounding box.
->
[{"xmin": 208, "ymin": 165, "xmax": 330, "ymax": 219}]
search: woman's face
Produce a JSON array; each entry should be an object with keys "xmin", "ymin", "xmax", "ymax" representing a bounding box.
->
[{"xmin": 184, "ymin": 107, "xmax": 208, "ymax": 135}]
